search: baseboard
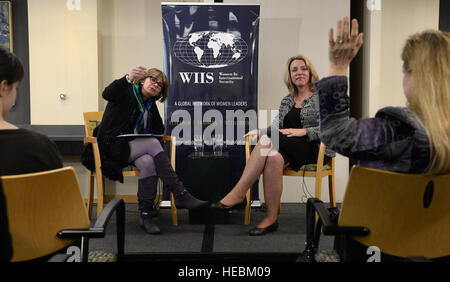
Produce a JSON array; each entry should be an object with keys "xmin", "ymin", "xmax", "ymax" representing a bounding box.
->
[{"xmin": 84, "ymin": 194, "xmax": 170, "ymax": 205}]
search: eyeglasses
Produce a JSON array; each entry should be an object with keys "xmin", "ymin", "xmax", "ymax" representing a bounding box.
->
[{"xmin": 146, "ymin": 76, "xmax": 164, "ymax": 89}]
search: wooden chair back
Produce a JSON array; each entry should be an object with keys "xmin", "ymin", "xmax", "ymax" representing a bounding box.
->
[
  {"xmin": 83, "ymin": 111, "xmax": 104, "ymax": 138},
  {"xmin": 339, "ymin": 166, "xmax": 450, "ymax": 259},
  {"xmin": 1, "ymin": 167, "xmax": 90, "ymax": 262}
]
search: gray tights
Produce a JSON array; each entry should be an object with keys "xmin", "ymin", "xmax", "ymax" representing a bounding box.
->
[{"xmin": 128, "ymin": 138, "xmax": 164, "ymax": 179}]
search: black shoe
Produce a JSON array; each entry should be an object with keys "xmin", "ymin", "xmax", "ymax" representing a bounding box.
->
[
  {"xmin": 139, "ymin": 212, "xmax": 161, "ymax": 234},
  {"xmin": 248, "ymin": 221, "xmax": 279, "ymax": 236},
  {"xmin": 174, "ymin": 190, "xmax": 209, "ymax": 210},
  {"xmin": 211, "ymin": 199, "xmax": 247, "ymax": 210}
]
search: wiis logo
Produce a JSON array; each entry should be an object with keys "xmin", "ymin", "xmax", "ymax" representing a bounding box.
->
[
  {"xmin": 179, "ymin": 72, "xmax": 214, "ymax": 84},
  {"xmin": 174, "ymin": 30, "xmax": 248, "ymax": 84}
]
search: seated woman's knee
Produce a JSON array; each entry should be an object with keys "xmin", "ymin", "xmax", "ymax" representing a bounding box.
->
[
  {"xmin": 258, "ymin": 135, "xmax": 272, "ymax": 149},
  {"xmin": 266, "ymin": 153, "xmax": 284, "ymax": 169},
  {"xmin": 135, "ymin": 154, "xmax": 155, "ymax": 168}
]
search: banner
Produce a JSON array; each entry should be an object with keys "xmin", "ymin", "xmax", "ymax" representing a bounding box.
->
[{"xmin": 161, "ymin": 3, "xmax": 260, "ymax": 198}]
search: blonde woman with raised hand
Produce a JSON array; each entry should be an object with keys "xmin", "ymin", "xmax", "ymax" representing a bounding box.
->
[
  {"xmin": 317, "ymin": 16, "xmax": 450, "ymax": 175},
  {"xmin": 299, "ymin": 17, "xmax": 450, "ymax": 263}
]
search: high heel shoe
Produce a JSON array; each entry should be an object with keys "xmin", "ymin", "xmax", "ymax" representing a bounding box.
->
[
  {"xmin": 210, "ymin": 199, "xmax": 247, "ymax": 210},
  {"xmin": 248, "ymin": 221, "xmax": 279, "ymax": 236}
]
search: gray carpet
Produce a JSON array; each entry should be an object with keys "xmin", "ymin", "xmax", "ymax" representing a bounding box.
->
[{"xmin": 88, "ymin": 202, "xmax": 335, "ymax": 260}]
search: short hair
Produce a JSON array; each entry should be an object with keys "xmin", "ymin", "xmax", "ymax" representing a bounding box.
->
[
  {"xmin": 0, "ymin": 47, "xmax": 24, "ymax": 85},
  {"xmin": 283, "ymin": 54, "xmax": 319, "ymax": 96},
  {"xmin": 402, "ymin": 30, "xmax": 450, "ymax": 174},
  {"xmin": 134, "ymin": 68, "xmax": 169, "ymax": 102}
]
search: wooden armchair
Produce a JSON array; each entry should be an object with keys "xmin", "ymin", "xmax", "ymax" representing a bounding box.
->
[
  {"xmin": 1, "ymin": 167, "xmax": 124, "ymax": 262},
  {"xmin": 244, "ymin": 136, "xmax": 336, "ymax": 225},
  {"xmin": 83, "ymin": 112, "xmax": 178, "ymax": 226},
  {"xmin": 304, "ymin": 166, "xmax": 450, "ymax": 262}
]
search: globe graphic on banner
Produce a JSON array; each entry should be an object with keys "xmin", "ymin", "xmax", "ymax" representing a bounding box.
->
[{"xmin": 173, "ymin": 31, "xmax": 248, "ymax": 68}]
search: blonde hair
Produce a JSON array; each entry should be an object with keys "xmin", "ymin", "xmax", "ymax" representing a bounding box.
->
[
  {"xmin": 402, "ymin": 30, "xmax": 450, "ymax": 174},
  {"xmin": 284, "ymin": 54, "xmax": 319, "ymax": 96},
  {"xmin": 134, "ymin": 68, "xmax": 169, "ymax": 102}
]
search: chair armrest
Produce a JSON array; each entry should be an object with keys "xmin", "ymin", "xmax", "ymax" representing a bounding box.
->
[
  {"xmin": 309, "ymin": 198, "xmax": 370, "ymax": 236},
  {"xmin": 93, "ymin": 198, "xmax": 125, "ymax": 230},
  {"xmin": 57, "ymin": 199, "xmax": 125, "ymax": 261},
  {"xmin": 57, "ymin": 199, "xmax": 125, "ymax": 239},
  {"xmin": 56, "ymin": 228, "xmax": 105, "ymax": 239},
  {"xmin": 161, "ymin": 135, "xmax": 174, "ymax": 142},
  {"xmin": 83, "ymin": 136, "xmax": 97, "ymax": 145}
]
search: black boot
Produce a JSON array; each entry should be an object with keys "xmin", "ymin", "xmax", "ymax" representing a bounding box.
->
[
  {"xmin": 153, "ymin": 152, "xmax": 209, "ymax": 209},
  {"xmin": 139, "ymin": 212, "xmax": 161, "ymax": 234},
  {"xmin": 138, "ymin": 176, "xmax": 161, "ymax": 234}
]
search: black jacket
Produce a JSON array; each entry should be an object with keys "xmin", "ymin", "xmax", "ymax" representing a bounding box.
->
[
  {"xmin": 82, "ymin": 75, "xmax": 164, "ymax": 182},
  {"xmin": 0, "ymin": 129, "xmax": 63, "ymax": 176}
]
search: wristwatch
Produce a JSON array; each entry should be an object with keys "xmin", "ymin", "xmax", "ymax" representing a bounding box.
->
[{"xmin": 125, "ymin": 74, "xmax": 132, "ymax": 84}]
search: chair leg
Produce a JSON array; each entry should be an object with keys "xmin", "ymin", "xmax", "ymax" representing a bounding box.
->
[
  {"xmin": 96, "ymin": 176, "xmax": 104, "ymax": 218},
  {"xmin": 115, "ymin": 200, "xmax": 125, "ymax": 261},
  {"xmin": 314, "ymin": 176, "xmax": 323, "ymax": 201},
  {"xmin": 87, "ymin": 173, "xmax": 95, "ymax": 218},
  {"xmin": 314, "ymin": 176, "xmax": 323, "ymax": 222},
  {"xmin": 328, "ymin": 174, "xmax": 336, "ymax": 208},
  {"xmin": 170, "ymin": 192, "xmax": 178, "ymax": 226},
  {"xmin": 244, "ymin": 189, "xmax": 251, "ymax": 225},
  {"xmin": 80, "ymin": 237, "xmax": 89, "ymax": 262}
]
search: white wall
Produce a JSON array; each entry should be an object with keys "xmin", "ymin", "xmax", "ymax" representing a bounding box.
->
[
  {"xmin": 363, "ymin": 0, "xmax": 439, "ymax": 117},
  {"xmin": 28, "ymin": 0, "xmax": 100, "ymax": 125}
]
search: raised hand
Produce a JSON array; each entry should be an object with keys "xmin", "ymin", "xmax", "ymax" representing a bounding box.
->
[
  {"xmin": 328, "ymin": 17, "xmax": 364, "ymax": 76},
  {"xmin": 129, "ymin": 66, "xmax": 148, "ymax": 83}
]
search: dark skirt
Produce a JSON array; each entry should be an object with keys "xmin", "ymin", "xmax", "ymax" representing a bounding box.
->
[
  {"xmin": 107, "ymin": 137, "xmax": 132, "ymax": 165},
  {"xmin": 277, "ymin": 133, "xmax": 327, "ymax": 171}
]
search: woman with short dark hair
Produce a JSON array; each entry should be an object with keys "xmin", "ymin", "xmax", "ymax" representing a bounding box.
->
[{"xmin": 0, "ymin": 47, "xmax": 62, "ymax": 176}]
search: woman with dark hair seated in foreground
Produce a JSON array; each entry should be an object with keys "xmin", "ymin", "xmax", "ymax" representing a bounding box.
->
[{"xmin": 0, "ymin": 47, "xmax": 62, "ymax": 176}]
